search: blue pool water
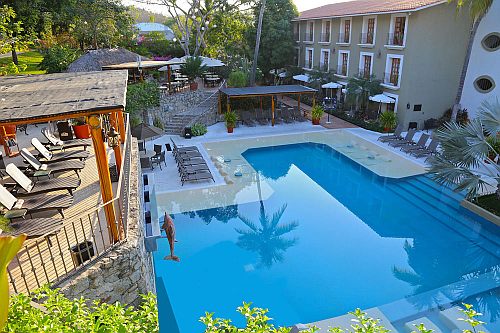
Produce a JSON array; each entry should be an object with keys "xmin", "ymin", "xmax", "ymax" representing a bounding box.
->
[{"xmin": 154, "ymin": 142, "xmax": 500, "ymax": 332}]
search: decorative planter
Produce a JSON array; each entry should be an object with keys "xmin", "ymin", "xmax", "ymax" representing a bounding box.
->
[
  {"xmin": 190, "ymin": 82, "xmax": 198, "ymax": 91},
  {"xmin": 312, "ymin": 118, "xmax": 320, "ymax": 125},
  {"xmin": 72, "ymin": 124, "xmax": 91, "ymax": 139},
  {"xmin": 227, "ymin": 127, "xmax": 234, "ymax": 133}
]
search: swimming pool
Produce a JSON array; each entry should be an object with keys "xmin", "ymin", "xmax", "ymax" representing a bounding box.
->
[{"xmin": 153, "ymin": 141, "xmax": 500, "ymax": 332}]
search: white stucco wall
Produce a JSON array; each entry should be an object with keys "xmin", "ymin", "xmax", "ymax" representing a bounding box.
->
[{"xmin": 460, "ymin": 0, "xmax": 500, "ymax": 119}]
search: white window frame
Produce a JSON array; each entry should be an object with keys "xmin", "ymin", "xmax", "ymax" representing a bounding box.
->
[
  {"xmin": 304, "ymin": 47, "xmax": 314, "ymax": 70},
  {"xmin": 383, "ymin": 92, "xmax": 398, "ymax": 114},
  {"xmin": 320, "ymin": 20, "xmax": 331, "ymax": 44},
  {"xmin": 295, "ymin": 47, "xmax": 300, "ymax": 67},
  {"xmin": 336, "ymin": 50, "xmax": 350, "ymax": 77},
  {"xmin": 386, "ymin": 14, "xmax": 409, "ymax": 49},
  {"xmin": 359, "ymin": 15, "xmax": 377, "ymax": 46},
  {"xmin": 337, "ymin": 18, "xmax": 352, "ymax": 45},
  {"xmin": 382, "ymin": 54, "xmax": 404, "ymax": 89},
  {"xmin": 305, "ymin": 21, "xmax": 315, "ymax": 43},
  {"xmin": 320, "ymin": 48, "xmax": 331, "ymax": 71},
  {"xmin": 359, "ymin": 51, "xmax": 374, "ymax": 76},
  {"xmin": 295, "ymin": 23, "xmax": 300, "ymax": 42}
]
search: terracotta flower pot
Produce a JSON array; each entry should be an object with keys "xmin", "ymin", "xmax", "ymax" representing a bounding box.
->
[
  {"xmin": 72, "ymin": 124, "xmax": 91, "ymax": 139},
  {"xmin": 190, "ymin": 82, "xmax": 198, "ymax": 91},
  {"xmin": 227, "ymin": 127, "xmax": 234, "ymax": 133},
  {"xmin": 312, "ymin": 118, "xmax": 320, "ymax": 125}
]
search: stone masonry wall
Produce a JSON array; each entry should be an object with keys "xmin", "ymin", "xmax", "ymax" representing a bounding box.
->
[{"xmin": 58, "ymin": 139, "xmax": 156, "ymax": 306}]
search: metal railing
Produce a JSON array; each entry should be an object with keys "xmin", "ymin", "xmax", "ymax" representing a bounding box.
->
[
  {"xmin": 304, "ymin": 33, "xmax": 314, "ymax": 42},
  {"xmin": 358, "ymin": 68, "xmax": 371, "ymax": 78},
  {"xmin": 7, "ymin": 114, "xmax": 133, "ymax": 294},
  {"xmin": 387, "ymin": 32, "xmax": 405, "ymax": 46},
  {"xmin": 337, "ymin": 65, "xmax": 348, "ymax": 76},
  {"xmin": 185, "ymin": 80, "xmax": 226, "ymax": 129},
  {"xmin": 337, "ymin": 33, "xmax": 350, "ymax": 44},
  {"xmin": 360, "ymin": 32, "xmax": 374, "ymax": 44},
  {"xmin": 320, "ymin": 33, "xmax": 330, "ymax": 43},
  {"xmin": 384, "ymin": 72, "xmax": 400, "ymax": 86}
]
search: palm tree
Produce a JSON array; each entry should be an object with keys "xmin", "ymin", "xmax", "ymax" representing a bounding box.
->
[
  {"xmin": 345, "ymin": 74, "xmax": 382, "ymax": 111},
  {"xmin": 449, "ymin": 0, "xmax": 493, "ymax": 122},
  {"xmin": 235, "ymin": 202, "xmax": 298, "ymax": 268},
  {"xmin": 249, "ymin": 0, "xmax": 266, "ymax": 86},
  {"xmin": 428, "ymin": 98, "xmax": 500, "ymax": 200}
]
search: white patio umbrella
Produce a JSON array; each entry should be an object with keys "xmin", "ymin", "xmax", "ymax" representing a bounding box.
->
[
  {"xmin": 278, "ymin": 72, "xmax": 287, "ymax": 78},
  {"xmin": 158, "ymin": 57, "xmax": 185, "ymax": 71},
  {"xmin": 292, "ymin": 74, "xmax": 311, "ymax": 83},
  {"xmin": 178, "ymin": 56, "xmax": 225, "ymax": 67},
  {"xmin": 321, "ymin": 82, "xmax": 342, "ymax": 89},
  {"xmin": 369, "ymin": 94, "xmax": 395, "ymax": 113}
]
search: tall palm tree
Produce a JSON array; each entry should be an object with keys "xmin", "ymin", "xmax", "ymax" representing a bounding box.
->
[
  {"xmin": 249, "ymin": 0, "xmax": 266, "ymax": 86},
  {"xmin": 449, "ymin": 0, "xmax": 493, "ymax": 121},
  {"xmin": 346, "ymin": 74, "xmax": 382, "ymax": 111},
  {"xmin": 428, "ymin": 98, "xmax": 500, "ymax": 200}
]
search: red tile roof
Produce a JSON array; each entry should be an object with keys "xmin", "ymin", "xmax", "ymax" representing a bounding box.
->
[{"xmin": 296, "ymin": 0, "xmax": 445, "ymax": 20}]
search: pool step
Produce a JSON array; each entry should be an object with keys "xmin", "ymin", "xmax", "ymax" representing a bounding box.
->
[
  {"xmin": 438, "ymin": 306, "xmax": 490, "ymax": 333},
  {"xmin": 404, "ymin": 317, "xmax": 443, "ymax": 332}
]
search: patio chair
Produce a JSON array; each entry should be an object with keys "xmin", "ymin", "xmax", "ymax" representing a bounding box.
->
[
  {"xmin": 388, "ymin": 129, "xmax": 417, "ymax": 147},
  {"xmin": 179, "ymin": 163, "xmax": 210, "ymax": 176},
  {"xmin": 153, "ymin": 144, "xmax": 163, "ymax": 156},
  {"xmin": 241, "ymin": 111, "xmax": 256, "ymax": 127},
  {"xmin": 151, "ymin": 151, "xmax": 166, "ymax": 170},
  {"xmin": 56, "ymin": 121, "xmax": 74, "ymax": 141},
  {"xmin": 140, "ymin": 157, "xmax": 153, "ymax": 170},
  {"xmin": 281, "ymin": 107, "xmax": 294, "ymax": 124},
  {"xmin": 256, "ymin": 109, "xmax": 269, "ymax": 125},
  {"xmin": 292, "ymin": 107, "xmax": 306, "ymax": 122},
  {"xmin": 400, "ymin": 134, "xmax": 430, "ymax": 153},
  {"xmin": 138, "ymin": 140, "xmax": 146, "ymax": 153},
  {"xmin": 42, "ymin": 127, "xmax": 91, "ymax": 151},
  {"xmin": 378, "ymin": 125, "xmax": 404, "ymax": 142},
  {"xmin": 410, "ymin": 139, "xmax": 439, "ymax": 158},
  {"xmin": 5, "ymin": 164, "xmax": 81, "ymax": 196},
  {"xmin": 0, "ymin": 184, "xmax": 72, "ymax": 218},
  {"xmin": 32, "ymin": 138, "xmax": 89, "ymax": 163},
  {"xmin": 21, "ymin": 148, "xmax": 85, "ymax": 178},
  {"xmin": 1, "ymin": 215, "xmax": 63, "ymax": 243}
]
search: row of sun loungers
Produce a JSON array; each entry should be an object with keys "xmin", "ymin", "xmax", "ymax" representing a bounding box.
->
[
  {"xmin": 238, "ymin": 106, "xmax": 307, "ymax": 127},
  {"xmin": 171, "ymin": 139, "xmax": 214, "ymax": 186},
  {"xmin": 0, "ymin": 127, "xmax": 91, "ymax": 242},
  {"xmin": 378, "ymin": 125, "xmax": 439, "ymax": 159}
]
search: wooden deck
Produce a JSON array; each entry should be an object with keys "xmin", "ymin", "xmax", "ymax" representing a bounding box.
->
[{"xmin": 4, "ymin": 124, "xmax": 121, "ymax": 294}]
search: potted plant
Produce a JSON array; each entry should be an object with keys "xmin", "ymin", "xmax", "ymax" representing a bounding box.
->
[
  {"xmin": 379, "ymin": 111, "xmax": 397, "ymax": 133},
  {"xmin": 311, "ymin": 105, "xmax": 324, "ymax": 125},
  {"xmin": 181, "ymin": 56, "xmax": 207, "ymax": 91},
  {"xmin": 224, "ymin": 110, "xmax": 238, "ymax": 133},
  {"xmin": 71, "ymin": 118, "xmax": 91, "ymax": 139}
]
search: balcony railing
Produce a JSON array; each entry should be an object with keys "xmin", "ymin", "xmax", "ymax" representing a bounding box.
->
[
  {"xmin": 386, "ymin": 32, "xmax": 405, "ymax": 46},
  {"xmin": 337, "ymin": 65, "xmax": 348, "ymax": 76},
  {"xmin": 358, "ymin": 68, "xmax": 371, "ymax": 78},
  {"xmin": 384, "ymin": 72, "xmax": 400, "ymax": 86},
  {"xmin": 293, "ymin": 32, "xmax": 300, "ymax": 41},
  {"xmin": 337, "ymin": 33, "xmax": 350, "ymax": 44},
  {"xmin": 320, "ymin": 33, "xmax": 331, "ymax": 43},
  {"xmin": 304, "ymin": 33, "xmax": 314, "ymax": 42},
  {"xmin": 360, "ymin": 32, "xmax": 374, "ymax": 44}
]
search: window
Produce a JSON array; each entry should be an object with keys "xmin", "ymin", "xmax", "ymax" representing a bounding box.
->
[
  {"xmin": 337, "ymin": 51, "xmax": 349, "ymax": 76},
  {"xmin": 359, "ymin": 52, "xmax": 373, "ymax": 78},
  {"xmin": 481, "ymin": 33, "xmax": 500, "ymax": 51},
  {"xmin": 305, "ymin": 21, "xmax": 314, "ymax": 42},
  {"xmin": 305, "ymin": 48, "xmax": 314, "ymax": 69},
  {"xmin": 320, "ymin": 49, "xmax": 330, "ymax": 71},
  {"xmin": 294, "ymin": 48, "xmax": 300, "ymax": 66},
  {"xmin": 384, "ymin": 54, "xmax": 404, "ymax": 88},
  {"xmin": 338, "ymin": 19, "xmax": 351, "ymax": 43},
  {"xmin": 387, "ymin": 15, "xmax": 407, "ymax": 47},
  {"xmin": 360, "ymin": 16, "xmax": 376, "ymax": 44},
  {"xmin": 321, "ymin": 21, "xmax": 331, "ymax": 43},
  {"xmin": 413, "ymin": 104, "xmax": 422, "ymax": 111},
  {"xmin": 294, "ymin": 23, "xmax": 300, "ymax": 41},
  {"xmin": 474, "ymin": 76, "xmax": 495, "ymax": 93},
  {"xmin": 384, "ymin": 93, "xmax": 398, "ymax": 113}
]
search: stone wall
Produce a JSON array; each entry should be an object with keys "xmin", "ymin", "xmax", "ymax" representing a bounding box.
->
[{"xmin": 58, "ymin": 139, "xmax": 156, "ymax": 306}]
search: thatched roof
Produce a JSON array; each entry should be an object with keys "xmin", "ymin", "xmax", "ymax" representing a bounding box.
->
[
  {"xmin": 67, "ymin": 48, "xmax": 150, "ymax": 72},
  {"xmin": 0, "ymin": 71, "xmax": 128, "ymax": 124}
]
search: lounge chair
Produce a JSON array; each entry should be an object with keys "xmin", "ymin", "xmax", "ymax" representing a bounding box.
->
[
  {"xmin": 388, "ymin": 129, "xmax": 416, "ymax": 147},
  {"xmin": 1, "ymin": 216, "xmax": 63, "ymax": 243},
  {"xmin": 180, "ymin": 167, "xmax": 214, "ymax": 185},
  {"xmin": 32, "ymin": 138, "xmax": 89, "ymax": 163},
  {"xmin": 241, "ymin": 111, "xmax": 256, "ymax": 127},
  {"xmin": 42, "ymin": 127, "xmax": 91, "ymax": 151},
  {"xmin": 378, "ymin": 125, "xmax": 404, "ymax": 142},
  {"xmin": 0, "ymin": 184, "xmax": 72, "ymax": 218},
  {"xmin": 21, "ymin": 148, "xmax": 85, "ymax": 178},
  {"xmin": 410, "ymin": 139, "xmax": 439, "ymax": 158},
  {"xmin": 170, "ymin": 138, "xmax": 198, "ymax": 153},
  {"xmin": 5, "ymin": 164, "xmax": 81, "ymax": 196},
  {"xmin": 401, "ymin": 134, "xmax": 430, "ymax": 153},
  {"xmin": 256, "ymin": 109, "xmax": 269, "ymax": 125}
]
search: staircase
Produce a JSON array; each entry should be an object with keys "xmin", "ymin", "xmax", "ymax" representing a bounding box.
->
[{"xmin": 164, "ymin": 114, "xmax": 198, "ymax": 134}]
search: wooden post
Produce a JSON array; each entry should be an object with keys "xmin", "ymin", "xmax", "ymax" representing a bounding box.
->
[
  {"xmin": 271, "ymin": 95, "xmax": 275, "ymax": 126},
  {"xmin": 218, "ymin": 92, "xmax": 222, "ymax": 114},
  {"xmin": 110, "ymin": 112, "xmax": 123, "ymax": 174},
  {"xmin": 260, "ymin": 97, "xmax": 263, "ymax": 112},
  {"xmin": 226, "ymin": 95, "xmax": 230, "ymax": 113},
  {"xmin": 298, "ymin": 94, "xmax": 303, "ymax": 116},
  {"xmin": 116, "ymin": 109, "xmax": 126, "ymax": 143},
  {"xmin": 88, "ymin": 115, "xmax": 120, "ymax": 243},
  {"xmin": 167, "ymin": 65, "xmax": 171, "ymax": 90}
]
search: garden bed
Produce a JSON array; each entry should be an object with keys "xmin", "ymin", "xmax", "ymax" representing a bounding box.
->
[
  {"xmin": 328, "ymin": 110, "xmax": 384, "ymax": 133},
  {"xmin": 475, "ymin": 194, "xmax": 500, "ymax": 216}
]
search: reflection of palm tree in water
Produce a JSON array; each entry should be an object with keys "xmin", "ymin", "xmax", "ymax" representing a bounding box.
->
[
  {"xmin": 393, "ymin": 238, "xmax": 500, "ymax": 318},
  {"xmin": 235, "ymin": 172, "xmax": 298, "ymax": 268}
]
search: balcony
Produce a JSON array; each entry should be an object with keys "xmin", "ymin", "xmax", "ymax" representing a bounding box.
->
[
  {"xmin": 386, "ymin": 32, "xmax": 405, "ymax": 47},
  {"xmin": 336, "ymin": 65, "xmax": 348, "ymax": 76},
  {"xmin": 337, "ymin": 33, "xmax": 350, "ymax": 44},
  {"xmin": 293, "ymin": 32, "xmax": 300, "ymax": 41},
  {"xmin": 320, "ymin": 33, "xmax": 331, "ymax": 43},
  {"xmin": 383, "ymin": 72, "xmax": 400, "ymax": 87},
  {"xmin": 358, "ymin": 68, "xmax": 371, "ymax": 78},
  {"xmin": 304, "ymin": 33, "xmax": 314, "ymax": 43},
  {"xmin": 359, "ymin": 32, "xmax": 374, "ymax": 45}
]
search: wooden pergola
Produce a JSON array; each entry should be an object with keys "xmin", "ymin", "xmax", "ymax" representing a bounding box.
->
[
  {"xmin": 219, "ymin": 85, "xmax": 318, "ymax": 126},
  {"xmin": 0, "ymin": 71, "xmax": 129, "ymax": 243}
]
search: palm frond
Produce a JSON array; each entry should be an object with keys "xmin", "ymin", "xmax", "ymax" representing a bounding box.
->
[
  {"xmin": 237, "ymin": 214, "xmax": 259, "ymax": 232},
  {"xmin": 478, "ymin": 98, "xmax": 500, "ymax": 136},
  {"xmin": 273, "ymin": 221, "xmax": 299, "ymax": 237},
  {"xmin": 270, "ymin": 204, "xmax": 288, "ymax": 229}
]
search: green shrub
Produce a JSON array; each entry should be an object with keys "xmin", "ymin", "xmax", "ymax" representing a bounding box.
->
[
  {"xmin": 39, "ymin": 45, "xmax": 81, "ymax": 73},
  {"xmin": 0, "ymin": 62, "xmax": 27, "ymax": 76},
  {"xmin": 227, "ymin": 71, "xmax": 248, "ymax": 87},
  {"xmin": 311, "ymin": 105, "xmax": 324, "ymax": 120},
  {"xmin": 153, "ymin": 116, "xmax": 164, "ymax": 130},
  {"xmin": 126, "ymin": 82, "xmax": 160, "ymax": 127},
  {"xmin": 379, "ymin": 111, "xmax": 397, "ymax": 132},
  {"xmin": 330, "ymin": 110, "xmax": 384, "ymax": 132},
  {"xmin": 4, "ymin": 286, "xmax": 158, "ymax": 332},
  {"xmin": 191, "ymin": 123, "xmax": 207, "ymax": 136}
]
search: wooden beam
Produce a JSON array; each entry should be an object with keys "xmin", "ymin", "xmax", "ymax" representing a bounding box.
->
[
  {"xmin": 226, "ymin": 96, "xmax": 230, "ymax": 113},
  {"xmin": 116, "ymin": 109, "xmax": 126, "ymax": 143},
  {"xmin": 271, "ymin": 95, "xmax": 275, "ymax": 126},
  {"xmin": 218, "ymin": 92, "xmax": 222, "ymax": 114},
  {"xmin": 88, "ymin": 115, "xmax": 120, "ymax": 243},
  {"xmin": 298, "ymin": 94, "xmax": 303, "ymax": 117},
  {"xmin": 109, "ymin": 112, "xmax": 123, "ymax": 174}
]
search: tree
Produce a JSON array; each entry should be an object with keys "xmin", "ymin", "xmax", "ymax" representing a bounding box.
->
[
  {"xmin": 249, "ymin": 0, "xmax": 298, "ymax": 84},
  {"xmin": 449, "ymin": 0, "xmax": 493, "ymax": 122},
  {"xmin": 428, "ymin": 98, "xmax": 500, "ymax": 200},
  {"xmin": 346, "ymin": 74, "xmax": 383, "ymax": 111},
  {"xmin": 0, "ymin": 6, "xmax": 35, "ymax": 65}
]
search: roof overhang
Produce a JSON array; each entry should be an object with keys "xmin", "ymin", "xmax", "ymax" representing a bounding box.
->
[{"xmin": 220, "ymin": 85, "xmax": 317, "ymax": 98}]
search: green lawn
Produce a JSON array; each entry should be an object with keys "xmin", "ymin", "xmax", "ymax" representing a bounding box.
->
[{"xmin": 0, "ymin": 50, "xmax": 46, "ymax": 75}]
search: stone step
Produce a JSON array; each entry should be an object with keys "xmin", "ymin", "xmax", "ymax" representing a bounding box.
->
[
  {"xmin": 438, "ymin": 307, "xmax": 490, "ymax": 333},
  {"xmin": 404, "ymin": 317, "xmax": 443, "ymax": 332}
]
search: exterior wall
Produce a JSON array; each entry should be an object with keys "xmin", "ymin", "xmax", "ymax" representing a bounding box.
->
[
  {"xmin": 460, "ymin": 0, "xmax": 500, "ymax": 119},
  {"xmin": 293, "ymin": 2, "xmax": 473, "ymax": 129},
  {"xmin": 58, "ymin": 140, "xmax": 156, "ymax": 306}
]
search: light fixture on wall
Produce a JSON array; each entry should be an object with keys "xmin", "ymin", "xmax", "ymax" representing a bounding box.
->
[
  {"xmin": 377, "ymin": 49, "xmax": 382, "ymax": 58},
  {"xmin": 332, "ymin": 47, "xmax": 336, "ymax": 54},
  {"xmin": 406, "ymin": 103, "xmax": 411, "ymax": 110}
]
